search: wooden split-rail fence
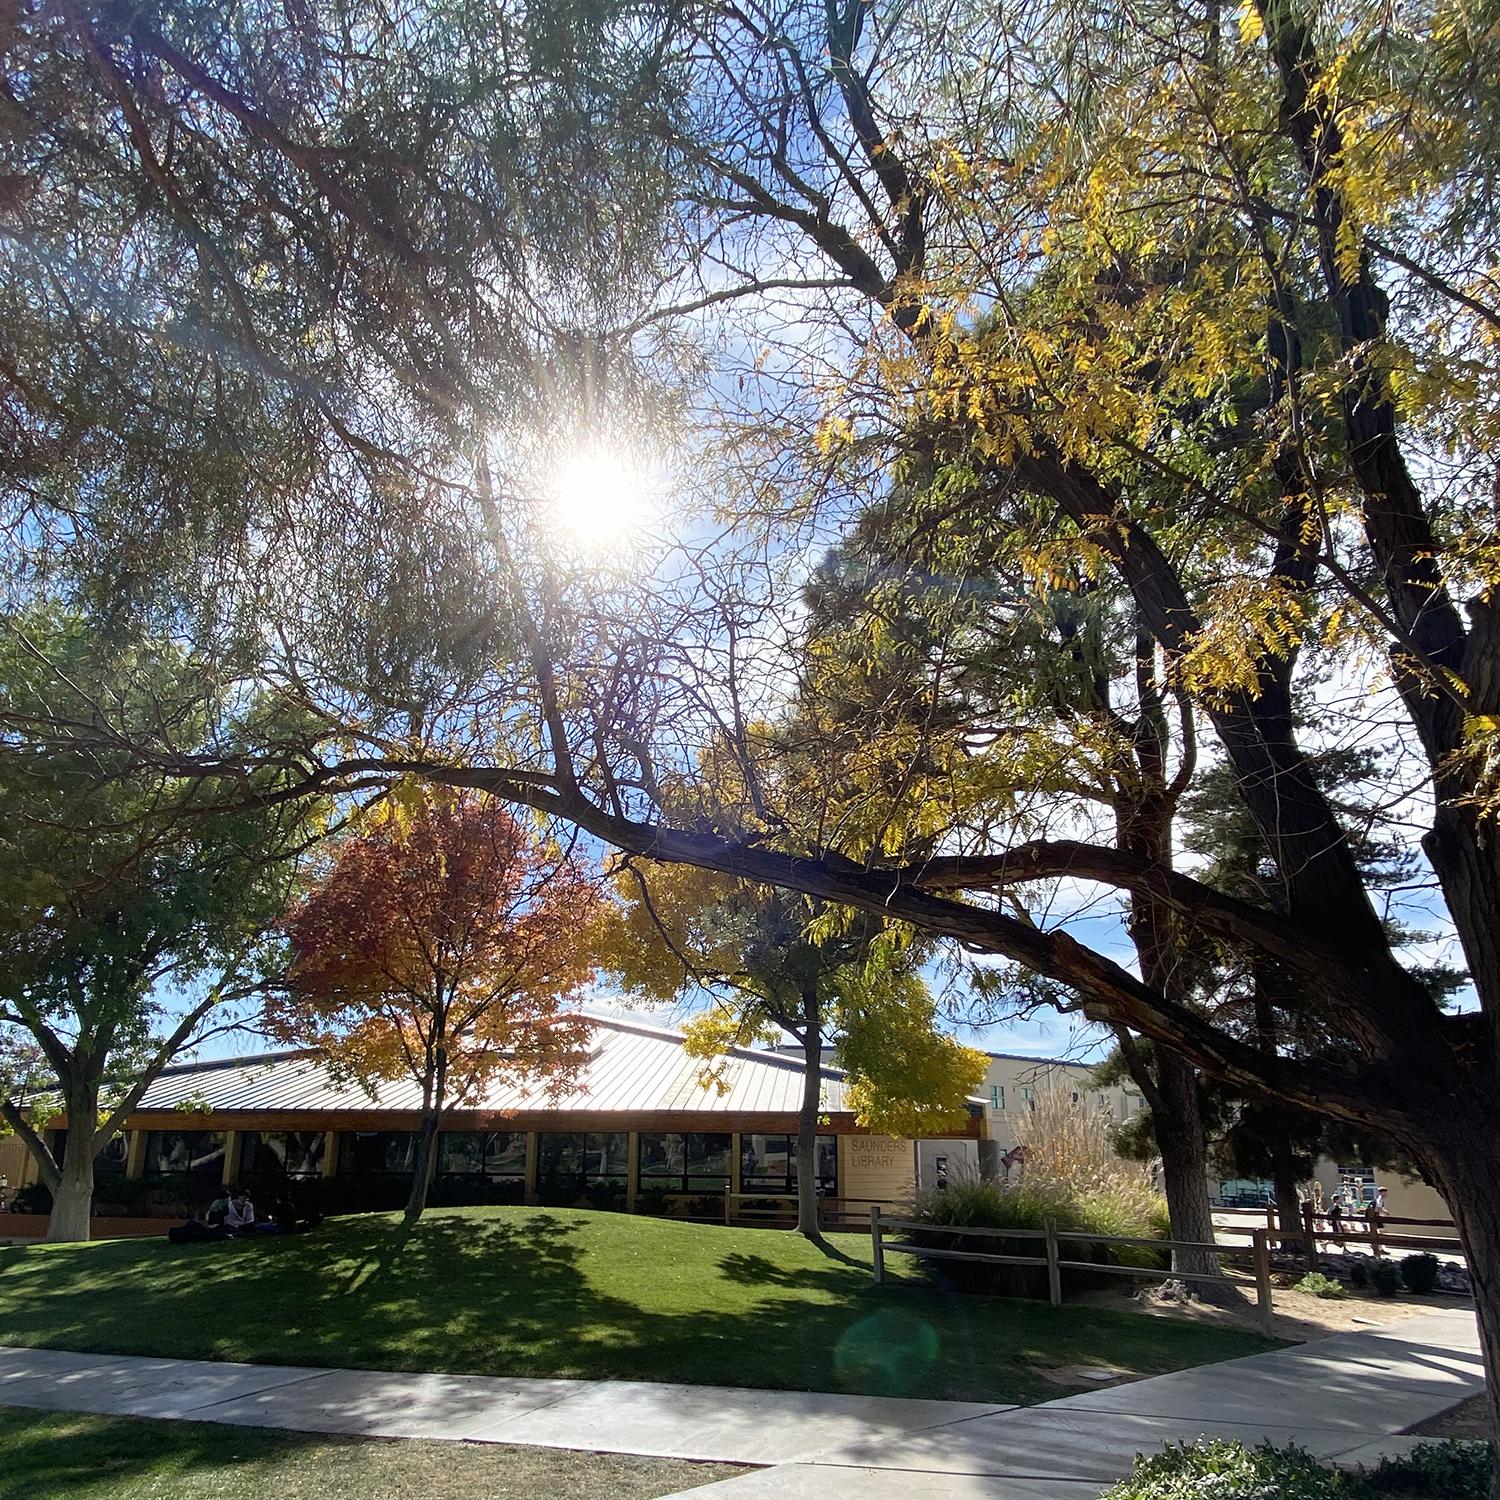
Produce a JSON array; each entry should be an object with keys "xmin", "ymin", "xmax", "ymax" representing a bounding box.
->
[{"xmin": 867, "ymin": 1206, "xmax": 1280, "ymax": 1337}]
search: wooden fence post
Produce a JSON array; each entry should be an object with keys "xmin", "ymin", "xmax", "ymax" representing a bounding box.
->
[
  {"xmin": 869, "ymin": 1205, "xmax": 885, "ymax": 1284},
  {"xmin": 1044, "ymin": 1217, "xmax": 1062, "ymax": 1307},
  {"xmin": 1251, "ymin": 1229, "xmax": 1275, "ymax": 1338}
]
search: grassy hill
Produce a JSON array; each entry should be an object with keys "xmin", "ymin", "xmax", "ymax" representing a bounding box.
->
[{"xmin": 0, "ymin": 1207, "xmax": 1273, "ymax": 1405}]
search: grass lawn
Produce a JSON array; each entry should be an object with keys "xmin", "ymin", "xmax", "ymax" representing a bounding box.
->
[
  {"xmin": 0, "ymin": 1406, "xmax": 745, "ymax": 1499},
  {"xmin": 0, "ymin": 1207, "xmax": 1276, "ymax": 1405}
]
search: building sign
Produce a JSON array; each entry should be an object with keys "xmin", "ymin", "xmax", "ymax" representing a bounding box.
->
[{"xmin": 841, "ymin": 1134, "xmax": 916, "ymax": 1204}]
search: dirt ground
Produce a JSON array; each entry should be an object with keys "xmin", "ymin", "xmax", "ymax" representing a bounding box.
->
[
  {"xmin": 1081, "ymin": 1268, "xmax": 1465, "ymax": 1343},
  {"xmin": 1408, "ymin": 1393, "xmax": 1495, "ymax": 1442}
]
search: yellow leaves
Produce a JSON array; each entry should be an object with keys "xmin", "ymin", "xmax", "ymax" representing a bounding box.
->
[
  {"xmin": 682, "ymin": 1009, "xmax": 780, "ymax": 1096},
  {"xmin": 1174, "ymin": 577, "xmax": 1313, "ymax": 704},
  {"xmin": 836, "ymin": 966, "xmax": 989, "ymax": 1138},
  {"xmin": 1237, "ymin": 3, "xmax": 1264, "ymax": 46},
  {"xmin": 814, "ymin": 415, "xmax": 856, "ymax": 455}
]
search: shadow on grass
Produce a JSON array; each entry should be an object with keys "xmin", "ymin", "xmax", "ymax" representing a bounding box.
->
[
  {"xmin": 0, "ymin": 1406, "xmax": 335, "ymax": 1500},
  {"xmin": 0, "ymin": 1405, "xmax": 745, "ymax": 1500},
  {"xmin": 0, "ymin": 1209, "xmax": 1279, "ymax": 1407}
]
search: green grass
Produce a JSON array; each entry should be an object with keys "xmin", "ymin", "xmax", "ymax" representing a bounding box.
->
[
  {"xmin": 0, "ymin": 1207, "xmax": 1276, "ymax": 1405},
  {"xmin": 0, "ymin": 1406, "xmax": 745, "ymax": 1500}
]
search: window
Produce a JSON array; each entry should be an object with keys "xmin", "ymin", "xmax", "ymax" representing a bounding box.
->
[
  {"xmin": 1337, "ymin": 1165, "xmax": 1376, "ymax": 1203},
  {"xmin": 339, "ymin": 1132, "xmax": 419, "ymax": 1175},
  {"xmin": 439, "ymin": 1131, "xmax": 526, "ymax": 1181},
  {"xmin": 1020, "ymin": 1086, "xmax": 1036, "ymax": 1110},
  {"xmin": 239, "ymin": 1131, "xmax": 326, "ymax": 1179},
  {"xmin": 639, "ymin": 1132, "xmax": 732, "ymax": 1193},
  {"xmin": 740, "ymin": 1134, "xmax": 838, "ymax": 1195},
  {"xmin": 537, "ymin": 1132, "xmax": 627, "ymax": 1194},
  {"xmin": 49, "ymin": 1130, "xmax": 128, "ymax": 1171},
  {"xmin": 989, "ymin": 1085, "xmax": 1005, "ymax": 1111},
  {"xmin": 142, "ymin": 1131, "xmax": 225, "ymax": 1197}
]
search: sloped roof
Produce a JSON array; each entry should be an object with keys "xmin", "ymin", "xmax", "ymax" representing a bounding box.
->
[{"xmin": 134, "ymin": 1013, "xmax": 865, "ymax": 1118}]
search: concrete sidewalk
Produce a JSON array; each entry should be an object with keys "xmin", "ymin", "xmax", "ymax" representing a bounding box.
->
[
  {"xmin": 0, "ymin": 1306, "xmax": 1481, "ymax": 1498},
  {"xmin": 666, "ymin": 1309, "xmax": 1483, "ymax": 1498},
  {"xmin": 0, "ymin": 1345, "xmax": 1009, "ymax": 1467}
]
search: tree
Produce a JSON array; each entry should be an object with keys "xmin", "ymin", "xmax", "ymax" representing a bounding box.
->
[
  {"xmin": 803, "ymin": 537, "xmax": 1232, "ymax": 1292},
  {"xmin": 11, "ymin": 0, "xmax": 1500, "ymax": 1463},
  {"xmin": 0, "ymin": 610, "xmax": 313, "ymax": 1241},
  {"xmin": 269, "ymin": 789, "xmax": 601, "ymax": 1224},
  {"xmin": 604, "ymin": 860, "xmax": 985, "ymax": 1241}
]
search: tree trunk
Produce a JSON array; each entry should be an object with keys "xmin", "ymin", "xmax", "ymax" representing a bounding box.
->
[
  {"xmin": 1152, "ymin": 1051, "xmax": 1239, "ymax": 1304},
  {"xmin": 403, "ymin": 1106, "xmax": 441, "ymax": 1226},
  {"xmin": 793, "ymin": 981, "xmax": 826, "ymax": 1244},
  {"xmin": 1418, "ymin": 1127, "xmax": 1500, "ymax": 1495},
  {"xmin": 1273, "ymin": 1160, "xmax": 1303, "ymax": 1253},
  {"xmin": 46, "ymin": 1084, "xmax": 102, "ymax": 1243},
  {"xmin": 403, "ymin": 1042, "xmax": 447, "ymax": 1227}
]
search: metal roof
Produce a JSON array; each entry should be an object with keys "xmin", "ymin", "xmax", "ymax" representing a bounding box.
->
[{"xmin": 133, "ymin": 1013, "xmax": 863, "ymax": 1118}]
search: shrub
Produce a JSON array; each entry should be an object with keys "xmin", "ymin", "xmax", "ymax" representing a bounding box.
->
[
  {"xmin": 910, "ymin": 1086, "xmax": 1172, "ymax": 1299},
  {"xmin": 1101, "ymin": 1439, "xmax": 1348, "ymax": 1499},
  {"xmin": 1099, "ymin": 1437, "xmax": 1494, "ymax": 1500},
  {"xmin": 1370, "ymin": 1257, "xmax": 1403, "ymax": 1296},
  {"xmin": 1399, "ymin": 1252, "xmax": 1440, "ymax": 1295},
  {"xmin": 1361, "ymin": 1438, "xmax": 1494, "ymax": 1498},
  {"xmin": 909, "ymin": 1177, "xmax": 1167, "ymax": 1298},
  {"xmin": 1347, "ymin": 1258, "xmax": 1369, "ymax": 1289},
  {"xmin": 9, "ymin": 1181, "xmax": 52, "ymax": 1214},
  {"xmin": 1295, "ymin": 1271, "xmax": 1348, "ymax": 1300}
]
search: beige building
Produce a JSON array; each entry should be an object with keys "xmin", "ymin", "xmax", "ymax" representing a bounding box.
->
[
  {"xmin": 1307, "ymin": 1159, "xmax": 1456, "ymax": 1241},
  {"xmin": 917, "ymin": 1051, "xmax": 1144, "ymax": 1188}
]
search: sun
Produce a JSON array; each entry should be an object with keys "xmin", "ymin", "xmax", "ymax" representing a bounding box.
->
[{"xmin": 546, "ymin": 445, "xmax": 658, "ymax": 552}]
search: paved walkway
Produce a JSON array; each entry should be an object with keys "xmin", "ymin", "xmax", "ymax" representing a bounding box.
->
[
  {"xmin": 0, "ymin": 1307, "xmax": 1482, "ymax": 1498},
  {"xmin": 0, "ymin": 1346, "xmax": 1010, "ymax": 1467},
  {"xmin": 665, "ymin": 1309, "xmax": 1483, "ymax": 1498}
]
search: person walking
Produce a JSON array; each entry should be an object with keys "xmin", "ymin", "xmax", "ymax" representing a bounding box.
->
[{"xmin": 1328, "ymin": 1190, "xmax": 1346, "ymax": 1245}]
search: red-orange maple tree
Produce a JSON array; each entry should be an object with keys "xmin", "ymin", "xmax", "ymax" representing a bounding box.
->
[{"xmin": 269, "ymin": 790, "xmax": 601, "ymax": 1222}]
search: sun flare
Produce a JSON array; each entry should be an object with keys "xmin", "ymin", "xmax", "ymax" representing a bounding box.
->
[{"xmin": 546, "ymin": 445, "xmax": 658, "ymax": 552}]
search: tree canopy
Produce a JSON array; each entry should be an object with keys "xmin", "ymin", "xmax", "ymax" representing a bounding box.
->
[
  {"xmin": 270, "ymin": 787, "xmax": 601, "ymax": 1220},
  {"xmin": 0, "ymin": 607, "xmax": 316, "ymax": 1237}
]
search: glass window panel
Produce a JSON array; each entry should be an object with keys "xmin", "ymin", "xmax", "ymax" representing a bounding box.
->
[
  {"xmin": 585, "ymin": 1133, "xmax": 628, "ymax": 1181},
  {"xmin": 240, "ymin": 1132, "xmax": 281, "ymax": 1175},
  {"xmin": 815, "ymin": 1135, "xmax": 838, "ymax": 1190},
  {"xmin": 340, "ymin": 1132, "xmax": 417, "ymax": 1175},
  {"xmin": 740, "ymin": 1134, "xmax": 836, "ymax": 1193},
  {"xmin": 740, "ymin": 1134, "xmax": 791, "ymax": 1187},
  {"xmin": 146, "ymin": 1131, "xmax": 225, "ymax": 1176},
  {"xmin": 242, "ymin": 1131, "xmax": 324, "ymax": 1178},
  {"xmin": 483, "ymin": 1132, "xmax": 526, "ymax": 1178},
  {"xmin": 539, "ymin": 1132, "xmax": 582, "ymax": 1184},
  {"xmin": 384, "ymin": 1134, "xmax": 418, "ymax": 1174},
  {"xmin": 685, "ymin": 1133, "xmax": 730, "ymax": 1184},
  {"xmin": 639, "ymin": 1133, "xmax": 684, "ymax": 1178},
  {"xmin": 285, "ymin": 1132, "xmax": 325, "ymax": 1177},
  {"xmin": 440, "ymin": 1132, "xmax": 484, "ymax": 1175}
]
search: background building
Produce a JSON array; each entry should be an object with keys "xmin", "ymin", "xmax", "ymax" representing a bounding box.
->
[
  {"xmin": 916, "ymin": 1051, "xmax": 1145, "ymax": 1187},
  {"xmin": 1, "ymin": 1014, "xmax": 986, "ymax": 1233}
]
